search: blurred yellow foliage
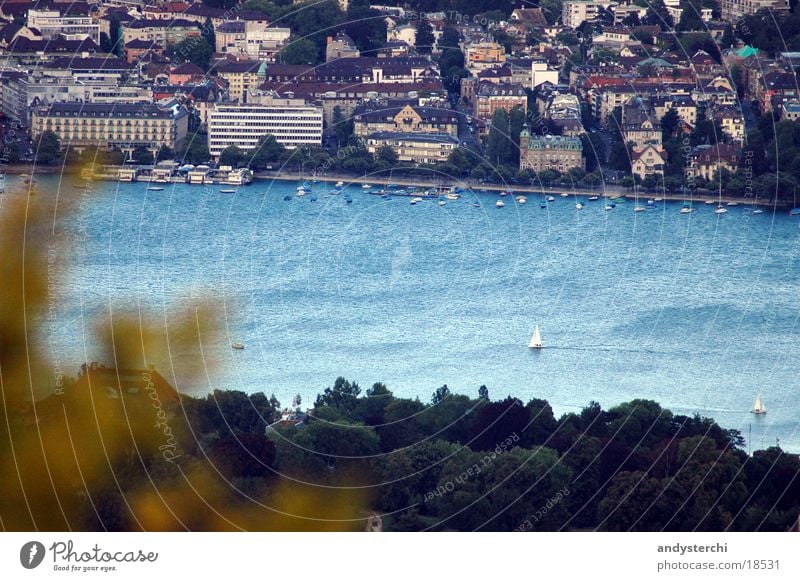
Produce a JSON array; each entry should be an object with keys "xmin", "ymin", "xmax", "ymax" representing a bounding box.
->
[{"xmin": 0, "ymin": 183, "xmax": 366, "ymax": 531}]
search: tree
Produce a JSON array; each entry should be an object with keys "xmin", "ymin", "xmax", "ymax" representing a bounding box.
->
[
  {"xmin": 375, "ymin": 145, "xmax": 398, "ymax": 168},
  {"xmin": 622, "ymin": 12, "xmax": 641, "ymax": 27},
  {"xmin": 332, "ymin": 105, "xmax": 354, "ymax": 144},
  {"xmin": 178, "ymin": 136, "xmax": 210, "ymax": 165},
  {"xmin": 677, "ymin": 2, "xmax": 704, "ymax": 31},
  {"xmin": 344, "ymin": 0, "xmax": 387, "ymax": 54},
  {"xmin": 280, "ymin": 37, "xmax": 319, "ymax": 65},
  {"xmin": 247, "ymin": 134, "xmax": 285, "ymax": 169},
  {"xmin": 539, "ymin": 0, "xmax": 564, "ymax": 24},
  {"xmin": 478, "ymin": 385, "xmax": 489, "ymax": 401},
  {"xmin": 508, "ymin": 106, "xmax": 527, "ymax": 165},
  {"xmin": 486, "ymin": 108, "xmax": 511, "ymax": 167},
  {"xmin": 219, "ymin": 145, "xmax": 245, "ymax": 167},
  {"xmin": 431, "ymin": 384, "xmax": 451, "ymax": 405},
  {"xmin": 661, "ymin": 108, "xmax": 681, "ymax": 141},
  {"xmin": 210, "ymin": 433, "xmax": 276, "ymax": 479},
  {"xmin": 131, "ymin": 146, "xmax": 154, "ymax": 165},
  {"xmin": 315, "ymin": 376, "xmax": 361, "ymax": 416},
  {"xmin": 156, "ymin": 145, "xmax": 174, "ymax": 162},
  {"xmin": 170, "ymin": 36, "xmax": 213, "ymax": 70},
  {"xmin": 34, "ymin": 130, "xmax": 61, "ymax": 164},
  {"xmin": 201, "ymin": 16, "xmax": 215, "ymax": 53},
  {"xmin": 415, "ymin": 19, "xmax": 435, "ymax": 55},
  {"xmin": 643, "ymin": 0, "xmax": 674, "ymax": 30},
  {"xmin": 3, "ymin": 142, "xmax": 21, "ymax": 163},
  {"xmin": 721, "ymin": 24, "xmax": 735, "ymax": 49}
]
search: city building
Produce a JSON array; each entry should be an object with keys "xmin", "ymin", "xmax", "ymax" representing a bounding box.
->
[
  {"xmin": 630, "ymin": 145, "xmax": 666, "ymax": 179},
  {"xmin": 519, "ymin": 131, "xmax": 584, "ymax": 173},
  {"xmin": 532, "ymin": 61, "xmax": 559, "ymax": 89},
  {"xmin": 214, "ymin": 60, "xmax": 268, "ymax": 103},
  {"xmin": 31, "ymin": 102, "xmax": 189, "ymax": 158},
  {"xmin": 207, "ymin": 97, "xmax": 323, "ymax": 156},
  {"xmin": 465, "ymin": 41, "xmax": 506, "ymax": 73},
  {"xmin": 28, "ymin": 7, "xmax": 100, "ymax": 44},
  {"xmin": 720, "ymin": 0, "xmax": 789, "ymax": 22},
  {"xmin": 353, "ymin": 102, "xmax": 457, "ymax": 137},
  {"xmin": 364, "ymin": 132, "xmax": 458, "ymax": 164},
  {"xmin": 685, "ymin": 143, "xmax": 741, "ymax": 181},
  {"xmin": 474, "ymin": 82, "xmax": 527, "ymax": 120},
  {"xmin": 121, "ymin": 19, "xmax": 201, "ymax": 48},
  {"xmin": 562, "ymin": 1, "xmax": 599, "ymax": 29},
  {"xmin": 622, "ymin": 98, "xmax": 662, "ymax": 149},
  {"xmin": 326, "ymin": 31, "xmax": 360, "ymax": 62}
]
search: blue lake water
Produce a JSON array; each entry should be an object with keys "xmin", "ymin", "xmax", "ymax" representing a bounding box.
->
[{"xmin": 17, "ymin": 175, "xmax": 800, "ymax": 452}]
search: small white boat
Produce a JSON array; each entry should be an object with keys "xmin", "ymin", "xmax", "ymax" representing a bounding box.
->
[
  {"xmin": 588, "ymin": 196, "xmax": 599, "ymax": 201},
  {"xmin": 726, "ymin": 201, "xmax": 739, "ymax": 206},
  {"xmin": 705, "ymin": 199, "xmax": 715, "ymax": 205},
  {"xmin": 547, "ymin": 196, "xmax": 555, "ymax": 202},
  {"xmin": 634, "ymin": 206, "xmax": 646, "ymax": 212},
  {"xmin": 715, "ymin": 206, "xmax": 728, "ymax": 214},
  {"xmin": 517, "ymin": 196, "xmax": 527, "ymax": 204},
  {"xmin": 438, "ymin": 200, "xmax": 446, "ymax": 206},
  {"xmin": 575, "ymin": 203, "xmax": 583, "ymax": 210},
  {"xmin": 496, "ymin": 200, "xmax": 505, "ymax": 208},
  {"xmin": 231, "ymin": 342, "xmax": 245, "ymax": 350},
  {"xmin": 752, "ymin": 208, "xmax": 764, "ymax": 215},
  {"xmin": 560, "ymin": 192, "xmax": 569, "ymax": 198},
  {"xmin": 445, "ymin": 193, "xmax": 460, "ymax": 200},
  {"xmin": 528, "ymin": 323, "xmax": 543, "ymax": 349},
  {"xmin": 220, "ymin": 189, "xmax": 236, "ymax": 194},
  {"xmin": 362, "ymin": 183, "xmax": 371, "ymax": 189},
  {"xmin": 680, "ymin": 206, "xmax": 694, "ymax": 214},
  {"xmin": 336, "ymin": 181, "xmax": 344, "ymax": 188},
  {"xmin": 654, "ymin": 197, "xmax": 663, "ymax": 202},
  {"xmin": 147, "ymin": 186, "xmax": 164, "ymax": 191},
  {"xmin": 646, "ymin": 199, "xmax": 655, "ymax": 206},
  {"xmin": 604, "ymin": 205, "xmax": 613, "ymax": 211},
  {"xmin": 751, "ymin": 392, "xmax": 767, "ymax": 415}
]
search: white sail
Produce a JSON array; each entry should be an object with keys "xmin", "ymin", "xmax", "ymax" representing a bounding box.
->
[
  {"xmin": 752, "ymin": 393, "xmax": 766, "ymax": 414},
  {"xmin": 528, "ymin": 324, "xmax": 543, "ymax": 349}
]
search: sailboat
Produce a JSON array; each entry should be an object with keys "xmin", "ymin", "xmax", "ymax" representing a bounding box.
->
[
  {"xmin": 751, "ymin": 393, "xmax": 767, "ymax": 415},
  {"xmin": 528, "ymin": 324, "xmax": 543, "ymax": 349}
]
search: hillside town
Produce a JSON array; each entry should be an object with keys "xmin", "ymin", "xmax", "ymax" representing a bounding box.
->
[{"xmin": 0, "ymin": 0, "xmax": 799, "ymax": 199}]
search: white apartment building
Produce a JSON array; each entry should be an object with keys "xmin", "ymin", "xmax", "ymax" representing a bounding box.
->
[
  {"xmin": 27, "ymin": 9, "xmax": 100, "ymax": 44},
  {"xmin": 720, "ymin": 0, "xmax": 789, "ymax": 22},
  {"xmin": 562, "ymin": 1, "xmax": 599, "ymax": 29},
  {"xmin": 207, "ymin": 98, "xmax": 323, "ymax": 156},
  {"xmin": 532, "ymin": 61, "xmax": 559, "ymax": 89}
]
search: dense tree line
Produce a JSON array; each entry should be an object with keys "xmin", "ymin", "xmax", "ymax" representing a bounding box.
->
[{"xmin": 259, "ymin": 377, "xmax": 799, "ymax": 531}]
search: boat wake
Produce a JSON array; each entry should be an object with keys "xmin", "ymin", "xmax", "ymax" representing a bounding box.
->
[{"xmin": 543, "ymin": 345, "xmax": 711, "ymax": 357}]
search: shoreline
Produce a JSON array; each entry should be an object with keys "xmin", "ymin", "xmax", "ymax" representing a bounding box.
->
[
  {"xmin": 254, "ymin": 171, "xmax": 788, "ymax": 209},
  {"xmin": 8, "ymin": 164, "xmax": 789, "ymax": 209}
]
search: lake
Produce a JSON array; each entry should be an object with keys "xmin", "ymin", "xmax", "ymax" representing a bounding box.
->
[{"xmin": 16, "ymin": 175, "xmax": 800, "ymax": 452}]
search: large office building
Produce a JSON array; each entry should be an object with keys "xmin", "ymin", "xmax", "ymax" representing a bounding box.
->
[
  {"xmin": 207, "ymin": 98, "xmax": 323, "ymax": 157},
  {"xmin": 31, "ymin": 102, "xmax": 189, "ymax": 157}
]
